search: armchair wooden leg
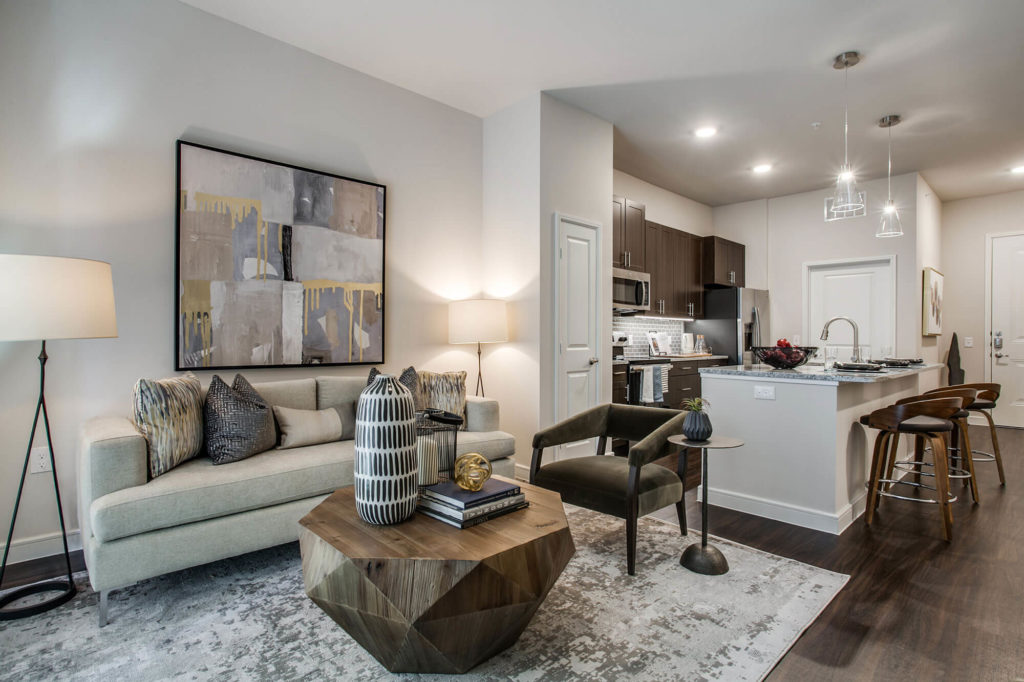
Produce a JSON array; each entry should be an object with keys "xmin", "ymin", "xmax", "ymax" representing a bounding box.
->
[
  {"xmin": 626, "ymin": 505, "xmax": 637, "ymax": 576},
  {"xmin": 529, "ymin": 447, "xmax": 543, "ymax": 484},
  {"xmin": 595, "ymin": 436, "xmax": 607, "ymax": 456}
]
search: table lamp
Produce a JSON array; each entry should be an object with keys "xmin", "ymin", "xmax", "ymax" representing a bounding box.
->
[
  {"xmin": 0, "ymin": 255, "xmax": 117, "ymax": 620},
  {"xmin": 449, "ymin": 299, "xmax": 508, "ymax": 397}
]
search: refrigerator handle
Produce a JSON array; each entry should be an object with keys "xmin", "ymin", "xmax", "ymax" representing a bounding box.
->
[{"xmin": 752, "ymin": 306, "xmax": 762, "ymax": 347}]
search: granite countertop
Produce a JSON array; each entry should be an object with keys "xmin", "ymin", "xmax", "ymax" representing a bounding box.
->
[{"xmin": 698, "ymin": 363, "xmax": 943, "ymax": 384}]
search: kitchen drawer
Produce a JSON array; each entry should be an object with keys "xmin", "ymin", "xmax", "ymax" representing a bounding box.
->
[
  {"xmin": 696, "ymin": 358, "xmax": 728, "ymax": 368},
  {"xmin": 669, "ymin": 362, "xmax": 699, "ymax": 377}
]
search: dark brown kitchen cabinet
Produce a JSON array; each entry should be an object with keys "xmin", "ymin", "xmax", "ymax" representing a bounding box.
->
[
  {"xmin": 679, "ymin": 231, "xmax": 703, "ymax": 318},
  {"xmin": 613, "ymin": 196, "xmax": 646, "ymax": 271},
  {"xmin": 644, "ymin": 221, "xmax": 703, "ymax": 318},
  {"xmin": 702, "ymin": 236, "xmax": 745, "ymax": 288}
]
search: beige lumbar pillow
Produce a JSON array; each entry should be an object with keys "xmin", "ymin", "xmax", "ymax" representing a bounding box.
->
[{"xmin": 272, "ymin": 406, "xmax": 343, "ymax": 449}]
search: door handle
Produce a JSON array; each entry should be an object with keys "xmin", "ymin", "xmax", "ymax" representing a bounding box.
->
[
  {"xmin": 589, "ymin": 357, "xmax": 600, "ymax": 365},
  {"xmin": 995, "ymin": 352, "xmax": 1006, "ymax": 358}
]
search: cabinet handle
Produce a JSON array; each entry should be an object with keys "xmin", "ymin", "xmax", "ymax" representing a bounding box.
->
[
  {"xmin": 626, "ymin": 251, "xmax": 630, "ymax": 267},
  {"xmin": 729, "ymin": 270, "xmax": 735, "ymax": 283}
]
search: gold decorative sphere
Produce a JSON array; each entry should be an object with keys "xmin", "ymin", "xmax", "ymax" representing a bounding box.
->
[{"xmin": 454, "ymin": 453, "xmax": 492, "ymax": 491}]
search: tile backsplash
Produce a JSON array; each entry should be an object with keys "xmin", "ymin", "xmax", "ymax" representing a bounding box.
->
[{"xmin": 613, "ymin": 316, "xmax": 687, "ymax": 358}]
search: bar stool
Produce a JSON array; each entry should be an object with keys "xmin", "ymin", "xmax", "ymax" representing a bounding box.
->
[
  {"xmin": 930, "ymin": 383, "xmax": 1005, "ymax": 486},
  {"xmin": 895, "ymin": 387, "xmax": 981, "ymax": 504},
  {"xmin": 861, "ymin": 397, "xmax": 962, "ymax": 540}
]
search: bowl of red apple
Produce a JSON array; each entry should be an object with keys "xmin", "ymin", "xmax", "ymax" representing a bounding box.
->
[{"xmin": 751, "ymin": 340, "xmax": 819, "ymax": 369}]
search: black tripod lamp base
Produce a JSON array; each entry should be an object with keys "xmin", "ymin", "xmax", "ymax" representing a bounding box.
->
[
  {"xmin": 0, "ymin": 579, "xmax": 77, "ymax": 620},
  {"xmin": 680, "ymin": 543, "xmax": 729, "ymax": 576}
]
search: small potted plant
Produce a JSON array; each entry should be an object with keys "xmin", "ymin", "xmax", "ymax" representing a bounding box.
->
[{"xmin": 681, "ymin": 397, "xmax": 712, "ymax": 442}]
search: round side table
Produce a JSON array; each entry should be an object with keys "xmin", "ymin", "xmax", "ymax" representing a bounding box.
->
[{"xmin": 668, "ymin": 434, "xmax": 744, "ymax": 576}]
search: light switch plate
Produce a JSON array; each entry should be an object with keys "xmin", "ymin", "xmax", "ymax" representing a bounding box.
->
[
  {"xmin": 964, "ymin": 336, "xmax": 974, "ymax": 348},
  {"xmin": 754, "ymin": 385, "xmax": 776, "ymax": 400}
]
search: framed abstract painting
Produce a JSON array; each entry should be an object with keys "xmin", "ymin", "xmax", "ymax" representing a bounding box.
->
[
  {"xmin": 175, "ymin": 141, "xmax": 385, "ymax": 370},
  {"xmin": 922, "ymin": 266, "xmax": 943, "ymax": 336}
]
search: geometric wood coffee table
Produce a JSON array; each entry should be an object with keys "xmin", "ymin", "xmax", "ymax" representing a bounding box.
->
[{"xmin": 298, "ymin": 477, "xmax": 575, "ymax": 673}]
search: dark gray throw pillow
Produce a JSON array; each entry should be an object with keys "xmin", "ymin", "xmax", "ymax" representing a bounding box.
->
[{"xmin": 204, "ymin": 375, "xmax": 277, "ymax": 465}]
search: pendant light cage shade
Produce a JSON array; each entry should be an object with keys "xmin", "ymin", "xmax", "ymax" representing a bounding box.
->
[
  {"xmin": 877, "ymin": 199, "xmax": 903, "ymax": 237},
  {"xmin": 829, "ymin": 51, "xmax": 862, "ymax": 218},
  {"xmin": 877, "ymin": 113, "xmax": 903, "ymax": 238}
]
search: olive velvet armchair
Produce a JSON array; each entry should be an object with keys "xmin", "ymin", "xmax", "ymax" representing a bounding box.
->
[{"xmin": 530, "ymin": 404, "xmax": 688, "ymax": 575}]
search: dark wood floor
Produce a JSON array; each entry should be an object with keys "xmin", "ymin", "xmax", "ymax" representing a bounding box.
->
[
  {"xmin": 683, "ymin": 425, "xmax": 1024, "ymax": 681},
  {"xmin": 5, "ymin": 427, "xmax": 1021, "ymax": 680}
]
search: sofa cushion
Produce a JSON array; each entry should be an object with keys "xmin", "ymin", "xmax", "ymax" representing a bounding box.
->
[
  {"xmin": 274, "ymin": 406, "xmax": 343, "ymax": 449},
  {"xmin": 204, "ymin": 375, "xmax": 277, "ymax": 464},
  {"xmin": 316, "ymin": 376, "xmax": 366, "ymax": 440},
  {"xmin": 455, "ymin": 430, "xmax": 516, "ymax": 461},
  {"xmin": 132, "ymin": 373, "xmax": 204, "ymax": 479},
  {"xmin": 534, "ymin": 456, "xmax": 683, "ymax": 519},
  {"xmin": 250, "ymin": 378, "xmax": 317, "ymax": 411},
  {"xmin": 90, "ymin": 440, "xmax": 354, "ymax": 542}
]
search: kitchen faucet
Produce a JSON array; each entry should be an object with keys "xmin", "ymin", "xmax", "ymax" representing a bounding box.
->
[{"xmin": 820, "ymin": 316, "xmax": 862, "ymax": 363}]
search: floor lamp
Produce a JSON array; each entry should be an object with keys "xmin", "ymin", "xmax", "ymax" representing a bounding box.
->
[
  {"xmin": 449, "ymin": 299, "xmax": 508, "ymax": 397},
  {"xmin": 0, "ymin": 255, "xmax": 117, "ymax": 620}
]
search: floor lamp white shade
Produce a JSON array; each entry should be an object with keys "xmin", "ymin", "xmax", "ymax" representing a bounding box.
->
[
  {"xmin": 0, "ymin": 255, "xmax": 118, "ymax": 342},
  {"xmin": 449, "ymin": 299, "xmax": 508, "ymax": 397},
  {"xmin": 449, "ymin": 299, "xmax": 508, "ymax": 345}
]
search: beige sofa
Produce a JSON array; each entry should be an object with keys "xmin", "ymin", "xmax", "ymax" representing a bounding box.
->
[{"xmin": 77, "ymin": 375, "xmax": 515, "ymax": 626}]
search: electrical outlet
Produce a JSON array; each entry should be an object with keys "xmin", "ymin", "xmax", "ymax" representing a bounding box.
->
[
  {"xmin": 30, "ymin": 446, "xmax": 52, "ymax": 474},
  {"xmin": 754, "ymin": 385, "xmax": 775, "ymax": 400},
  {"xmin": 964, "ymin": 336, "xmax": 974, "ymax": 348}
]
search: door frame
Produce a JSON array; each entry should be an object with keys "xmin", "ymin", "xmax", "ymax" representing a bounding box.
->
[
  {"xmin": 984, "ymin": 230, "xmax": 1024, "ymax": 383},
  {"xmin": 801, "ymin": 255, "xmax": 897, "ymax": 353},
  {"xmin": 552, "ymin": 212, "xmax": 602, "ymax": 425}
]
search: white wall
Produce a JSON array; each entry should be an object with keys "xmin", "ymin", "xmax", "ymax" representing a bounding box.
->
[
  {"xmin": 764, "ymin": 173, "xmax": 920, "ymax": 355},
  {"xmin": 540, "ymin": 95, "xmax": 615, "ymax": 428},
  {"xmin": 481, "ymin": 95, "xmax": 541, "ymax": 464},
  {"xmin": 0, "ymin": 0, "xmax": 483, "ymax": 562},
  {"xmin": 712, "ymin": 199, "xmax": 768, "ymax": 289},
  {"xmin": 915, "ymin": 175, "xmax": 943, "ymax": 389},
  {"xmin": 613, "ymin": 170, "xmax": 713, "ymax": 236},
  {"xmin": 941, "ymin": 189, "xmax": 1024, "ymax": 382}
]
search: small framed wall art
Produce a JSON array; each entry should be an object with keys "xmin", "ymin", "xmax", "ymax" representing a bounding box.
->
[
  {"xmin": 176, "ymin": 141, "xmax": 385, "ymax": 370},
  {"xmin": 922, "ymin": 266, "xmax": 943, "ymax": 336}
]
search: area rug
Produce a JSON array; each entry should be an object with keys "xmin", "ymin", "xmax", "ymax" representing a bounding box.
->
[{"xmin": 0, "ymin": 507, "xmax": 847, "ymax": 681}]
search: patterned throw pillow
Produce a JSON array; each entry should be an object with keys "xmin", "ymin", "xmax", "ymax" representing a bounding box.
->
[
  {"xmin": 133, "ymin": 373, "xmax": 204, "ymax": 478},
  {"xmin": 367, "ymin": 366, "xmax": 424, "ymax": 411},
  {"xmin": 418, "ymin": 370, "xmax": 468, "ymax": 429},
  {"xmin": 203, "ymin": 375, "xmax": 277, "ymax": 465}
]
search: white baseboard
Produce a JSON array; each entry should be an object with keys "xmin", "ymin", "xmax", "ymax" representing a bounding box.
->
[
  {"xmin": 514, "ymin": 463, "xmax": 530, "ymax": 481},
  {"xmin": 1, "ymin": 528, "xmax": 82, "ymax": 565},
  {"xmin": 702, "ymin": 487, "xmax": 855, "ymax": 535}
]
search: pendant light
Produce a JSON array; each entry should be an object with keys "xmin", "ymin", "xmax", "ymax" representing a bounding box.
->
[
  {"xmin": 830, "ymin": 51, "xmax": 864, "ymax": 215},
  {"xmin": 877, "ymin": 114, "xmax": 904, "ymax": 238}
]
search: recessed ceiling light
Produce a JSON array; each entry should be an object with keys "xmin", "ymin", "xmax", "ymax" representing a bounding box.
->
[
  {"xmin": 694, "ymin": 127, "xmax": 717, "ymax": 138},
  {"xmin": 752, "ymin": 164, "xmax": 772, "ymax": 174},
  {"xmin": 1012, "ymin": 166, "xmax": 1024, "ymax": 174}
]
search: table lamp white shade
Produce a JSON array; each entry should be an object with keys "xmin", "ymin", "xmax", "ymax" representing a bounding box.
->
[
  {"xmin": 0, "ymin": 255, "xmax": 118, "ymax": 342},
  {"xmin": 449, "ymin": 299, "xmax": 508, "ymax": 344}
]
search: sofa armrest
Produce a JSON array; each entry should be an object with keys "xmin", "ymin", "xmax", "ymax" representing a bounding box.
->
[
  {"xmin": 78, "ymin": 417, "xmax": 148, "ymax": 543},
  {"xmin": 465, "ymin": 395, "xmax": 500, "ymax": 432}
]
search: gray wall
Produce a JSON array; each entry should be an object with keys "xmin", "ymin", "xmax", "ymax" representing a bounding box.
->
[{"xmin": 0, "ymin": 0, "xmax": 483, "ymax": 561}]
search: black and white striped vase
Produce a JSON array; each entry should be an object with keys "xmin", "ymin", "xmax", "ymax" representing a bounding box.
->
[{"xmin": 354, "ymin": 374, "xmax": 418, "ymax": 525}]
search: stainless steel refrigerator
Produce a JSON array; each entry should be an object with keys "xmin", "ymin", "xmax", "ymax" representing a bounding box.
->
[{"xmin": 690, "ymin": 288, "xmax": 770, "ymax": 365}]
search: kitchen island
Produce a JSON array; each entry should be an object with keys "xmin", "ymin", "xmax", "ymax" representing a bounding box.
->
[{"xmin": 697, "ymin": 363, "xmax": 943, "ymax": 534}]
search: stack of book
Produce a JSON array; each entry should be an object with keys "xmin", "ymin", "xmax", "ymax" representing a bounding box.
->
[{"xmin": 418, "ymin": 478, "xmax": 528, "ymax": 528}]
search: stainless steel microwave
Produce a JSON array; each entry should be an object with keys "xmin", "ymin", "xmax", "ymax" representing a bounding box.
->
[{"xmin": 612, "ymin": 268, "xmax": 650, "ymax": 312}]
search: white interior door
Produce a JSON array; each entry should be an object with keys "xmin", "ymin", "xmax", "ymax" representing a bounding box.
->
[
  {"xmin": 805, "ymin": 257, "xmax": 896, "ymax": 361},
  {"xmin": 555, "ymin": 214, "xmax": 600, "ymax": 460},
  {"xmin": 990, "ymin": 233, "xmax": 1024, "ymax": 427}
]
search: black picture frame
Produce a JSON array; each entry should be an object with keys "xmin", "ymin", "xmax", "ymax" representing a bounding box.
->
[{"xmin": 175, "ymin": 140, "xmax": 386, "ymax": 371}]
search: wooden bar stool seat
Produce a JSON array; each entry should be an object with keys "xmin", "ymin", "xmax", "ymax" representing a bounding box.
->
[
  {"xmin": 897, "ymin": 388, "xmax": 981, "ymax": 504},
  {"xmin": 931, "ymin": 383, "xmax": 1006, "ymax": 486},
  {"xmin": 861, "ymin": 397, "xmax": 962, "ymax": 541}
]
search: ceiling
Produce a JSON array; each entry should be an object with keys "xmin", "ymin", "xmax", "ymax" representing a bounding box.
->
[{"xmin": 181, "ymin": 0, "xmax": 1024, "ymax": 205}]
